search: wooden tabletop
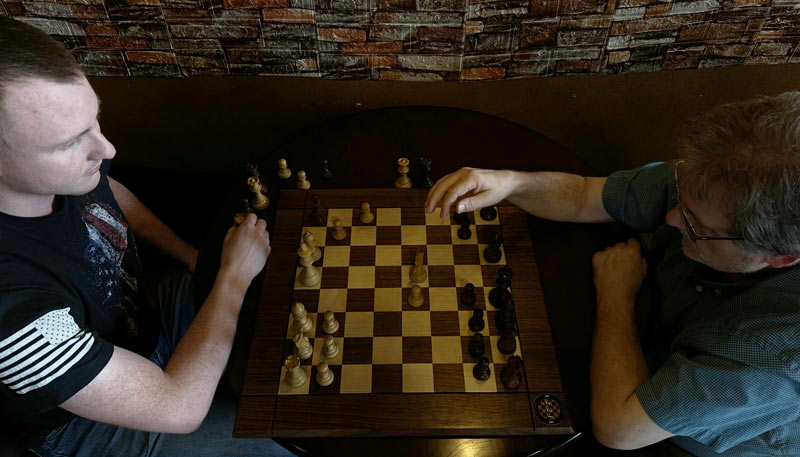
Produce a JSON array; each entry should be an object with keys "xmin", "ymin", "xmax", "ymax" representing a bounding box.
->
[{"xmin": 196, "ymin": 107, "xmax": 632, "ymax": 457}]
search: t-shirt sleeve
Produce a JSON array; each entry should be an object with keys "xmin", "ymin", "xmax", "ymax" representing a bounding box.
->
[
  {"xmin": 0, "ymin": 296, "xmax": 113, "ymax": 418},
  {"xmin": 636, "ymin": 350, "xmax": 800, "ymax": 452},
  {"xmin": 602, "ymin": 161, "xmax": 677, "ymax": 233}
]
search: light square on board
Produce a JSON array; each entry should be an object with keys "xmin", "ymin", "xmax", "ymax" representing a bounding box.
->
[
  {"xmin": 490, "ymin": 335, "xmax": 523, "ymax": 361},
  {"xmin": 303, "ymin": 226, "xmax": 327, "ymax": 247},
  {"xmin": 479, "ymin": 244, "xmax": 506, "ymax": 265},
  {"xmin": 431, "ymin": 336, "xmax": 463, "ymax": 363},
  {"xmin": 343, "ymin": 311, "xmax": 373, "ymax": 337},
  {"xmin": 340, "ymin": 364, "xmax": 372, "ymax": 394},
  {"xmin": 429, "ymin": 287, "xmax": 458, "ymax": 311},
  {"xmin": 278, "ymin": 365, "xmax": 311, "ymax": 395},
  {"xmin": 450, "ymin": 225, "xmax": 477, "ymax": 245},
  {"xmin": 401, "ymin": 226, "xmax": 427, "ymax": 245},
  {"xmin": 322, "ymin": 246, "xmax": 350, "ymax": 267},
  {"xmin": 375, "ymin": 245, "xmax": 401, "ymax": 266},
  {"xmin": 402, "ymin": 310, "xmax": 431, "ymax": 337},
  {"xmin": 402, "ymin": 364, "xmax": 434, "ymax": 393},
  {"xmin": 317, "ymin": 289, "xmax": 347, "ymax": 313},
  {"xmin": 377, "ymin": 208, "xmax": 402, "ymax": 226},
  {"xmin": 374, "ymin": 288, "xmax": 402, "ymax": 311},
  {"xmin": 427, "ymin": 245, "xmax": 454, "ymax": 265},
  {"xmin": 463, "ymin": 363, "xmax": 498, "ymax": 393},
  {"xmin": 401, "ymin": 265, "xmax": 429, "ymax": 288},
  {"xmin": 327, "ymin": 208, "xmax": 353, "ymax": 226},
  {"xmin": 372, "ymin": 337, "xmax": 403, "ymax": 364},
  {"xmin": 425, "ymin": 208, "xmax": 452, "ymax": 226},
  {"xmin": 311, "ymin": 337, "xmax": 344, "ymax": 365},
  {"xmin": 455, "ymin": 265, "xmax": 484, "ymax": 287},
  {"xmin": 347, "ymin": 266, "xmax": 375, "ymax": 289},
  {"xmin": 294, "ymin": 268, "xmax": 321, "ymax": 290},
  {"xmin": 458, "ymin": 310, "xmax": 477, "ymax": 336},
  {"xmin": 351, "ymin": 226, "xmax": 377, "ymax": 246}
]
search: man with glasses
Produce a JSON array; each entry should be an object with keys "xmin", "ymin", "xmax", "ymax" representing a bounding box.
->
[{"xmin": 426, "ymin": 92, "xmax": 800, "ymax": 457}]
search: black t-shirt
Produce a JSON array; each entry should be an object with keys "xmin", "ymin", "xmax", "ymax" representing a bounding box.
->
[{"xmin": 0, "ymin": 161, "xmax": 158, "ymax": 445}]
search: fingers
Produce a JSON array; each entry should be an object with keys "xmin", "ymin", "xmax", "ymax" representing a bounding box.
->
[
  {"xmin": 455, "ymin": 190, "xmax": 496, "ymax": 214},
  {"xmin": 425, "ymin": 171, "xmax": 460, "ymax": 214},
  {"xmin": 438, "ymin": 177, "xmax": 480, "ymax": 218}
]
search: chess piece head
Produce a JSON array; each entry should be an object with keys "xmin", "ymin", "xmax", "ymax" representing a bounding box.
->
[
  {"xmin": 298, "ymin": 242, "xmax": 310, "ymax": 256},
  {"xmin": 361, "ymin": 202, "xmax": 370, "ymax": 212},
  {"xmin": 333, "ymin": 218, "xmax": 343, "ymax": 230},
  {"xmin": 473, "ymin": 308, "xmax": 483, "ymax": 318},
  {"xmin": 279, "ymin": 158, "xmax": 287, "ymax": 168},
  {"xmin": 465, "ymin": 283, "xmax": 475, "ymax": 294},
  {"xmin": 298, "ymin": 170, "xmax": 307, "ymax": 180},
  {"xmin": 397, "ymin": 157, "xmax": 409, "ymax": 168}
]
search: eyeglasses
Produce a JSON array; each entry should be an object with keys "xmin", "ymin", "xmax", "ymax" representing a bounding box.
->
[{"xmin": 673, "ymin": 160, "xmax": 743, "ymax": 242}]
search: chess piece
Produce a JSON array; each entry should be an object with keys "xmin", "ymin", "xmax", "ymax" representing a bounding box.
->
[
  {"xmin": 480, "ymin": 206, "xmax": 498, "ymax": 222},
  {"xmin": 500, "ymin": 355, "xmax": 523, "ymax": 389},
  {"xmin": 316, "ymin": 361, "xmax": 334, "ymax": 387},
  {"xmin": 322, "ymin": 334, "xmax": 339, "ymax": 359},
  {"xmin": 359, "ymin": 202, "xmax": 374, "ymax": 224},
  {"xmin": 323, "ymin": 310, "xmax": 339, "ymax": 334},
  {"xmin": 495, "ymin": 309, "xmax": 516, "ymax": 333},
  {"xmin": 419, "ymin": 157, "xmax": 434, "ymax": 190},
  {"xmin": 460, "ymin": 283, "xmax": 476, "ymax": 307},
  {"xmin": 457, "ymin": 217, "xmax": 472, "ymax": 240},
  {"xmin": 408, "ymin": 284, "xmax": 424, "ymax": 308},
  {"xmin": 297, "ymin": 170, "xmax": 310, "ymax": 190},
  {"xmin": 497, "ymin": 328, "xmax": 517, "ymax": 355},
  {"xmin": 489, "ymin": 286, "xmax": 512, "ymax": 309},
  {"xmin": 394, "ymin": 157, "xmax": 412, "ymax": 189},
  {"xmin": 498, "ymin": 265, "xmax": 513, "ymax": 286},
  {"xmin": 298, "ymin": 242, "xmax": 321, "ymax": 287},
  {"xmin": 284, "ymin": 355, "xmax": 307, "ymax": 387},
  {"xmin": 312, "ymin": 194, "xmax": 327, "ymax": 226},
  {"xmin": 468, "ymin": 332, "xmax": 486, "ymax": 359},
  {"xmin": 473, "ymin": 356, "xmax": 491, "ymax": 381},
  {"xmin": 293, "ymin": 330, "xmax": 313, "ymax": 360},
  {"xmin": 278, "ymin": 158, "xmax": 292, "ymax": 179},
  {"xmin": 483, "ymin": 231, "xmax": 503, "ymax": 264},
  {"xmin": 331, "ymin": 218, "xmax": 347, "ymax": 241},
  {"xmin": 320, "ymin": 160, "xmax": 332, "ymax": 180},
  {"xmin": 410, "ymin": 249, "xmax": 427, "ymax": 284},
  {"xmin": 292, "ymin": 301, "xmax": 313, "ymax": 335},
  {"xmin": 303, "ymin": 231, "xmax": 322, "ymax": 262},
  {"xmin": 246, "ymin": 163, "xmax": 267, "ymax": 192},
  {"xmin": 247, "ymin": 176, "xmax": 269, "ymax": 211},
  {"xmin": 233, "ymin": 198, "xmax": 253, "ymax": 225},
  {"xmin": 469, "ymin": 308, "xmax": 485, "ymax": 332}
]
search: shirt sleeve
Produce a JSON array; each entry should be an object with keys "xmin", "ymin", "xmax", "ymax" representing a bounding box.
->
[
  {"xmin": 0, "ymin": 294, "xmax": 113, "ymax": 418},
  {"xmin": 636, "ymin": 350, "xmax": 800, "ymax": 453},
  {"xmin": 602, "ymin": 161, "xmax": 677, "ymax": 233}
]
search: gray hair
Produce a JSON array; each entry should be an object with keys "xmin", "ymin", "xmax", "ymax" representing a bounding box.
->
[{"xmin": 679, "ymin": 91, "xmax": 800, "ymax": 256}]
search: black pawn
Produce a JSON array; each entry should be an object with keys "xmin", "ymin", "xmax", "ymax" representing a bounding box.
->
[
  {"xmin": 483, "ymin": 231, "xmax": 503, "ymax": 263},
  {"xmin": 320, "ymin": 160, "xmax": 332, "ymax": 180},
  {"xmin": 479, "ymin": 206, "xmax": 497, "ymax": 222},
  {"xmin": 500, "ymin": 355, "xmax": 523, "ymax": 389},
  {"xmin": 497, "ymin": 329, "xmax": 517, "ymax": 355},
  {"xmin": 473, "ymin": 356, "xmax": 491, "ymax": 381},
  {"xmin": 457, "ymin": 218, "xmax": 472, "ymax": 240},
  {"xmin": 460, "ymin": 282, "xmax": 476, "ymax": 307},
  {"xmin": 468, "ymin": 332, "xmax": 486, "ymax": 359},
  {"xmin": 498, "ymin": 265, "xmax": 514, "ymax": 282},
  {"xmin": 488, "ymin": 287, "xmax": 511, "ymax": 308},
  {"xmin": 420, "ymin": 157, "xmax": 434, "ymax": 190},
  {"xmin": 468, "ymin": 309, "xmax": 485, "ymax": 332}
]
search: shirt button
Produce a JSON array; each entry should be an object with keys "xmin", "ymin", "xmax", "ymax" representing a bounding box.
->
[{"xmin": 695, "ymin": 284, "xmax": 703, "ymax": 292}]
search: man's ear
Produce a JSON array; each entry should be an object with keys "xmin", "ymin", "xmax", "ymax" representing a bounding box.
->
[{"xmin": 766, "ymin": 254, "xmax": 800, "ymax": 269}]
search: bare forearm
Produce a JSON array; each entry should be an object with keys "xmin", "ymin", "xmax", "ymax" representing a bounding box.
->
[{"xmin": 504, "ymin": 171, "xmax": 612, "ymax": 223}]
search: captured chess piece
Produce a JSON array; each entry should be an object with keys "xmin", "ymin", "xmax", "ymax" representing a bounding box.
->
[
  {"xmin": 500, "ymin": 355, "xmax": 523, "ymax": 389},
  {"xmin": 479, "ymin": 206, "xmax": 498, "ymax": 222},
  {"xmin": 410, "ymin": 249, "xmax": 427, "ymax": 284},
  {"xmin": 408, "ymin": 284, "xmax": 424, "ymax": 308},
  {"xmin": 359, "ymin": 201, "xmax": 374, "ymax": 224},
  {"xmin": 323, "ymin": 310, "xmax": 339, "ymax": 334},
  {"xmin": 320, "ymin": 160, "xmax": 332, "ymax": 180},
  {"xmin": 469, "ymin": 308, "xmax": 485, "ymax": 332},
  {"xmin": 292, "ymin": 301, "xmax": 314, "ymax": 335},
  {"xmin": 395, "ymin": 157, "xmax": 412, "ymax": 189},
  {"xmin": 246, "ymin": 163, "xmax": 267, "ymax": 191},
  {"xmin": 312, "ymin": 194, "xmax": 327, "ymax": 226},
  {"xmin": 497, "ymin": 328, "xmax": 517, "ymax": 355},
  {"xmin": 468, "ymin": 332, "xmax": 486, "ymax": 359},
  {"xmin": 247, "ymin": 176, "xmax": 269, "ymax": 211},
  {"xmin": 297, "ymin": 170, "xmax": 311, "ymax": 190},
  {"xmin": 316, "ymin": 361, "xmax": 334, "ymax": 387},
  {"xmin": 331, "ymin": 218, "xmax": 347, "ymax": 241},
  {"xmin": 419, "ymin": 157, "xmax": 434, "ymax": 190},
  {"xmin": 278, "ymin": 158, "xmax": 292, "ymax": 179},
  {"xmin": 298, "ymin": 242, "xmax": 321, "ymax": 287},
  {"xmin": 322, "ymin": 334, "xmax": 339, "ymax": 359},
  {"xmin": 457, "ymin": 216, "xmax": 472, "ymax": 240},
  {"xmin": 284, "ymin": 354, "xmax": 307, "ymax": 387},
  {"xmin": 460, "ymin": 283, "xmax": 476, "ymax": 307},
  {"xmin": 473, "ymin": 356, "xmax": 491, "ymax": 381},
  {"xmin": 303, "ymin": 231, "xmax": 322, "ymax": 262},
  {"xmin": 483, "ymin": 231, "xmax": 503, "ymax": 264},
  {"xmin": 293, "ymin": 330, "xmax": 313, "ymax": 361},
  {"xmin": 233, "ymin": 198, "xmax": 254, "ymax": 225}
]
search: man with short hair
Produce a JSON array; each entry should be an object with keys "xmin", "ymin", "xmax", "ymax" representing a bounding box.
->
[
  {"xmin": 0, "ymin": 17, "xmax": 290, "ymax": 456},
  {"xmin": 426, "ymin": 92, "xmax": 800, "ymax": 456}
]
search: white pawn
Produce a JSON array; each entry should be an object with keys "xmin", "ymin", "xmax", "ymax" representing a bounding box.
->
[
  {"xmin": 359, "ymin": 201, "xmax": 374, "ymax": 224},
  {"xmin": 316, "ymin": 362, "xmax": 334, "ymax": 387},
  {"xmin": 323, "ymin": 310, "xmax": 339, "ymax": 334},
  {"xmin": 293, "ymin": 330, "xmax": 313, "ymax": 360},
  {"xmin": 278, "ymin": 158, "xmax": 291, "ymax": 179},
  {"xmin": 297, "ymin": 170, "xmax": 310, "ymax": 190},
  {"xmin": 303, "ymin": 231, "xmax": 321, "ymax": 262},
  {"xmin": 284, "ymin": 355, "xmax": 307, "ymax": 388},
  {"xmin": 322, "ymin": 334, "xmax": 339, "ymax": 359},
  {"xmin": 331, "ymin": 218, "xmax": 347, "ymax": 241},
  {"xmin": 292, "ymin": 301, "xmax": 313, "ymax": 335}
]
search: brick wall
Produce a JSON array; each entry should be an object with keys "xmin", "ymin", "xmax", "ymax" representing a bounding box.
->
[{"xmin": 2, "ymin": 0, "xmax": 798, "ymax": 80}]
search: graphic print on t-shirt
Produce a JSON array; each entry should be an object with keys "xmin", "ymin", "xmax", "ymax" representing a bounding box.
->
[{"xmin": 0, "ymin": 308, "xmax": 95, "ymax": 395}]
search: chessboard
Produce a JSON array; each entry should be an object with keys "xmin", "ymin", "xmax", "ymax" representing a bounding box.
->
[{"xmin": 234, "ymin": 189, "xmax": 571, "ymax": 438}]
